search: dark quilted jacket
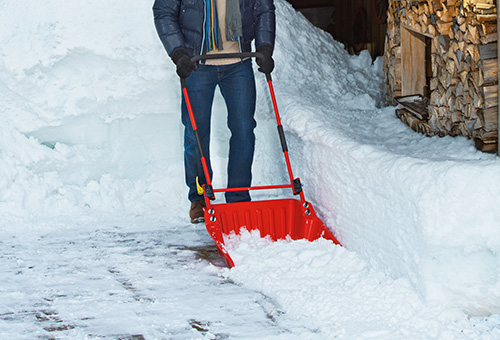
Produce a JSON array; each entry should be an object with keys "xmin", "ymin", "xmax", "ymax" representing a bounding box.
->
[{"xmin": 153, "ymin": 0, "xmax": 275, "ymax": 57}]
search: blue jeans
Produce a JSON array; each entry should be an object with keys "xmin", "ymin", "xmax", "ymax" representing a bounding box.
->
[{"xmin": 181, "ymin": 59, "xmax": 256, "ymax": 203}]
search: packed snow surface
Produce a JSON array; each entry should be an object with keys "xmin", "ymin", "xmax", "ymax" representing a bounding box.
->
[{"xmin": 1, "ymin": 0, "xmax": 499, "ymax": 339}]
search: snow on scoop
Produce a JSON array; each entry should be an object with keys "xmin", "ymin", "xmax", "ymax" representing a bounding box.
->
[
  {"xmin": 204, "ymin": 198, "xmax": 340, "ymax": 267},
  {"xmin": 181, "ymin": 53, "xmax": 341, "ymax": 267}
]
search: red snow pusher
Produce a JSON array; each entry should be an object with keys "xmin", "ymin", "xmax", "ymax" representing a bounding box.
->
[{"xmin": 181, "ymin": 53, "xmax": 340, "ymax": 267}]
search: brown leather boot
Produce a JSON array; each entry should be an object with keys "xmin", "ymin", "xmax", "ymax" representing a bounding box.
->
[{"xmin": 189, "ymin": 200, "xmax": 205, "ymax": 224}]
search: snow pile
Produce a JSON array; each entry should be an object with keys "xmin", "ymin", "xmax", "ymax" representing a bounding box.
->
[
  {"xmin": 0, "ymin": 0, "xmax": 187, "ymax": 217},
  {"xmin": 268, "ymin": 2, "xmax": 500, "ymax": 315},
  {"xmin": 0, "ymin": 0, "xmax": 499, "ymax": 321},
  {"xmin": 224, "ymin": 230, "xmax": 500, "ymax": 339}
]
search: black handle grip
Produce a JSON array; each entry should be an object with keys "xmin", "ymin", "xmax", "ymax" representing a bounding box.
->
[{"xmin": 190, "ymin": 52, "xmax": 264, "ymax": 63}]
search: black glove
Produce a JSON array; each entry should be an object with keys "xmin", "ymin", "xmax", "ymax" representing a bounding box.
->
[
  {"xmin": 256, "ymin": 44, "xmax": 274, "ymax": 74},
  {"xmin": 171, "ymin": 49, "xmax": 197, "ymax": 79}
]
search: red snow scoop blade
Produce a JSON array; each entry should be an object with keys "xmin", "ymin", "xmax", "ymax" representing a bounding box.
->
[
  {"xmin": 181, "ymin": 53, "xmax": 342, "ymax": 268},
  {"xmin": 204, "ymin": 198, "xmax": 340, "ymax": 267}
]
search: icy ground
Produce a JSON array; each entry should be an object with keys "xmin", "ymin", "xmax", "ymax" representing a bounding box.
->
[
  {"xmin": 2, "ymin": 217, "xmax": 500, "ymax": 339},
  {"xmin": 2, "ymin": 218, "xmax": 322, "ymax": 340},
  {"xmin": 1, "ymin": 0, "xmax": 500, "ymax": 339}
]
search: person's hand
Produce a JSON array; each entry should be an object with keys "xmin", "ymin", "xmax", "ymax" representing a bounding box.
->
[
  {"xmin": 256, "ymin": 44, "xmax": 274, "ymax": 74},
  {"xmin": 171, "ymin": 49, "xmax": 197, "ymax": 79}
]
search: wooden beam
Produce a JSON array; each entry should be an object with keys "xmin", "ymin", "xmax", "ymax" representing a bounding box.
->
[
  {"xmin": 286, "ymin": 0, "xmax": 334, "ymax": 9},
  {"xmin": 401, "ymin": 27, "xmax": 427, "ymax": 96}
]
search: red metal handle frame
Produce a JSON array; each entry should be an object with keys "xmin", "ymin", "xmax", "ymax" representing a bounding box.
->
[
  {"xmin": 180, "ymin": 53, "xmax": 306, "ymax": 205},
  {"xmin": 214, "ymin": 184, "xmax": 292, "ymax": 193},
  {"xmin": 266, "ymin": 76, "xmax": 306, "ymax": 203},
  {"xmin": 181, "ymin": 85, "xmax": 214, "ymax": 191}
]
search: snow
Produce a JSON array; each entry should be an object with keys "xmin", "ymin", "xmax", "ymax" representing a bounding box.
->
[{"xmin": 0, "ymin": 0, "xmax": 499, "ymax": 339}]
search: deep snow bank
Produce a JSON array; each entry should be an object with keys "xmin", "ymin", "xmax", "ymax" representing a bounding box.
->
[
  {"xmin": 0, "ymin": 0, "xmax": 499, "ymax": 315},
  {"xmin": 0, "ymin": 0, "xmax": 188, "ymax": 217},
  {"xmin": 269, "ymin": 1, "xmax": 500, "ymax": 315}
]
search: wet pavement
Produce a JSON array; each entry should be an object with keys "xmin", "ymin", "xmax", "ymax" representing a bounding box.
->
[{"xmin": 0, "ymin": 220, "xmax": 314, "ymax": 339}]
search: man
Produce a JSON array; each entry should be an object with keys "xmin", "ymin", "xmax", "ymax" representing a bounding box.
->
[{"xmin": 153, "ymin": 0, "xmax": 276, "ymax": 223}]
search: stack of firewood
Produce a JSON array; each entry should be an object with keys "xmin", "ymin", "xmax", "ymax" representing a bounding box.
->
[{"xmin": 384, "ymin": 0, "xmax": 498, "ymax": 152}]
